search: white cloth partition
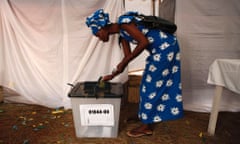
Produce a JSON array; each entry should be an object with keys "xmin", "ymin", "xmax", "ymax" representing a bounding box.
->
[
  {"xmin": 0, "ymin": 0, "xmax": 126, "ymax": 109},
  {"xmin": 176, "ymin": 0, "xmax": 240, "ymax": 112},
  {"xmin": 1, "ymin": 0, "xmax": 240, "ymax": 112}
]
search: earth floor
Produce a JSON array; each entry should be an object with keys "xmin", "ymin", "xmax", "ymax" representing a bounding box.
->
[{"xmin": 0, "ymin": 102, "xmax": 240, "ymax": 144}]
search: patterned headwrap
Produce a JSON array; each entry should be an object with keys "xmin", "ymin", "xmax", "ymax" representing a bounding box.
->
[{"xmin": 86, "ymin": 9, "xmax": 111, "ymax": 35}]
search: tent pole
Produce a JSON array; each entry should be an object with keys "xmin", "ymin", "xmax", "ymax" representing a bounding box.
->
[
  {"xmin": 158, "ymin": 0, "xmax": 162, "ymax": 16},
  {"xmin": 152, "ymin": 0, "xmax": 155, "ymax": 15}
]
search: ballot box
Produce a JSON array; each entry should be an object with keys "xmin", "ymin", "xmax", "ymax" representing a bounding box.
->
[{"xmin": 68, "ymin": 81, "xmax": 123, "ymax": 138}]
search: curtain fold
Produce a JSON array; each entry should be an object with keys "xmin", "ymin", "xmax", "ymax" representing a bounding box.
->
[
  {"xmin": 158, "ymin": 0, "xmax": 176, "ymax": 22},
  {"xmin": 1, "ymin": 0, "xmax": 240, "ymax": 112},
  {"xmin": 176, "ymin": 0, "xmax": 240, "ymax": 112},
  {"xmin": 0, "ymin": 0, "xmax": 125, "ymax": 109}
]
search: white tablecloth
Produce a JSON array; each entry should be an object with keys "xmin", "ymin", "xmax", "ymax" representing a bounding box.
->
[
  {"xmin": 207, "ymin": 59, "xmax": 240, "ymax": 135},
  {"xmin": 207, "ymin": 59, "xmax": 240, "ymax": 94}
]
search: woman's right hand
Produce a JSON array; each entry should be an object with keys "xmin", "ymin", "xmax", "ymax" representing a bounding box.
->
[
  {"xmin": 102, "ymin": 66, "xmax": 122, "ymax": 81},
  {"xmin": 102, "ymin": 74, "xmax": 114, "ymax": 81}
]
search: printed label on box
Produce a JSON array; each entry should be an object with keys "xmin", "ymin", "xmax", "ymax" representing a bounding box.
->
[{"xmin": 79, "ymin": 104, "xmax": 114, "ymax": 126}]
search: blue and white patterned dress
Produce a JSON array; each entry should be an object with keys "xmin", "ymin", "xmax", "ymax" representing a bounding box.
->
[{"xmin": 118, "ymin": 12, "xmax": 183, "ymax": 124}]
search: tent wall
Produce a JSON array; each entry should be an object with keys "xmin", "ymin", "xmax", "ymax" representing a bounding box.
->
[
  {"xmin": 0, "ymin": 0, "xmax": 240, "ymax": 112},
  {"xmin": 0, "ymin": 0, "xmax": 126, "ymax": 109},
  {"xmin": 176, "ymin": 0, "xmax": 240, "ymax": 112}
]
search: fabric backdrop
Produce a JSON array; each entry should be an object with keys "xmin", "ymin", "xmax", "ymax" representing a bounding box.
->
[
  {"xmin": 0, "ymin": 0, "xmax": 126, "ymax": 109},
  {"xmin": 1, "ymin": 0, "xmax": 240, "ymax": 112},
  {"xmin": 176, "ymin": 0, "xmax": 240, "ymax": 112}
]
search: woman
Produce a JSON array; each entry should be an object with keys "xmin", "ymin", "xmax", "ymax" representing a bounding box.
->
[{"xmin": 86, "ymin": 9, "xmax": 183, "ymax": 137}]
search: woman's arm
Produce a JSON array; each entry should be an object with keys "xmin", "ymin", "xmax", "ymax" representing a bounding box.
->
[
  {"xmin": 102, "ymin": 22, "xmax": 149, "ymax": 81},
  {"xmin": 116, "ymin": 22, "xmax": 149, "ymax": 73},
  {"xmin": 121, "ymin": 37, "xmax": 131, "ymax": 58}
]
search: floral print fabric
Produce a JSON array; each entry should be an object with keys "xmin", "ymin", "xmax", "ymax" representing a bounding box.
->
[
  {"xmin": 86, "ymin": 9, "xmax": 111, "ymax": 35},
  {"xmin": 118, "ymin": 13, "xmax": 183, "ymax": 124}
]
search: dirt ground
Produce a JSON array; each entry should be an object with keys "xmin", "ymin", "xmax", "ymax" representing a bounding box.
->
[{"xmin": 0, "ymin": 102, "xmax": 240, "ymax": 144}]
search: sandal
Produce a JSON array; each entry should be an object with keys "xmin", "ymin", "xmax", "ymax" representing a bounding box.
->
[
  {"xmin": 126, "ymin": 125, "xmax": 153, "ymax": 137},
  {"xmin": 125, "ymin": 116, "xmax": 140, "ymax": 123}
]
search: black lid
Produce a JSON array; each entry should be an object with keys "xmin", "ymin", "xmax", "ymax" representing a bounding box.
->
[{"xmin": 68, "ymin": 82, "xmax": 123, "ymax": 98}]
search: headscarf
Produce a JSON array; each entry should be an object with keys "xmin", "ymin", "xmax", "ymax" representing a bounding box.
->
[{"xmin": 86, "ymin": 9, "xmax": 111, "ymax": 35}]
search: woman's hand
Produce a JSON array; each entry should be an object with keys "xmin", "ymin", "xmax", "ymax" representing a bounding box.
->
[
  {"xmin": 102, "ymin": 63, "xmax": 125, "ymax": 81},
  {"xmin": 102, "ymin": 67, "xmax": 119, "ymax": 81},
  {"xmin": 102, "ymin": 74, "xmax": 114, "ymax": 81},
  {"xmin": 102, "ymin": 56, "xmax": 130, "ymax": 81}
]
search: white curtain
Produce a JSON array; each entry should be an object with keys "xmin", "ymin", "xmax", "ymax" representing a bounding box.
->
[
  {"xmin": 0, "ymin": 0, "xmax": 126, "ymax": 109},
  {"xmin": 176, "ymin": 0, "xmax": 240, "ymax": 112},
  {"xmin": 1, "ymin": 0, "xmax": 240, "ymax": 112}
]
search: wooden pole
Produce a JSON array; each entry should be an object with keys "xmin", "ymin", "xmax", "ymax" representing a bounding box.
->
[{"xmin": 152, "ymin": 0, "xmax": 155, "ymax": 15}]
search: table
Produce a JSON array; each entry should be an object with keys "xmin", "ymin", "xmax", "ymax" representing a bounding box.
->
[{"xmin": 207, "ymin": 59, "xmax": 240, "ymax": 136}]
